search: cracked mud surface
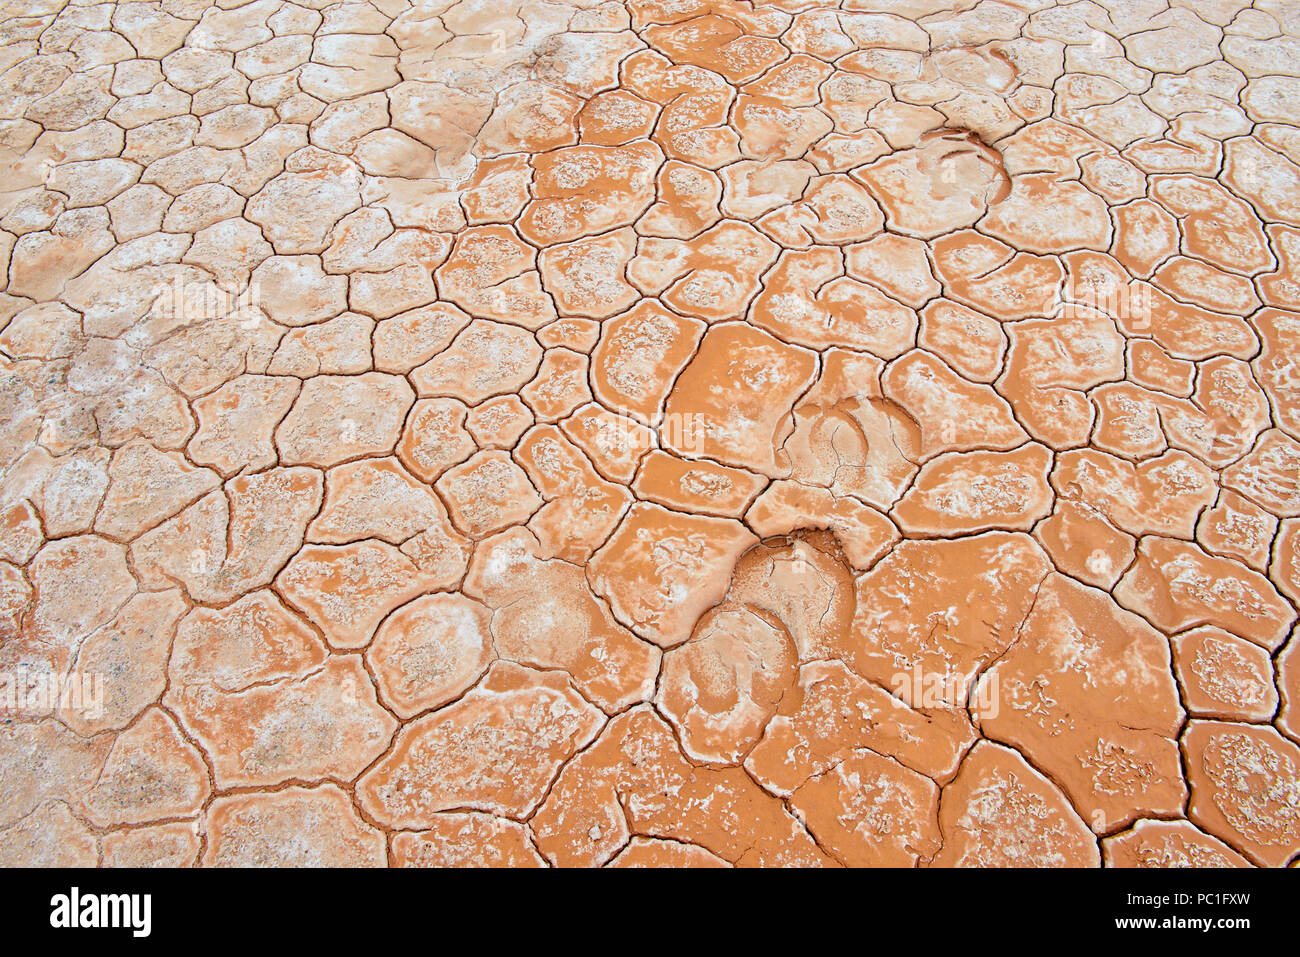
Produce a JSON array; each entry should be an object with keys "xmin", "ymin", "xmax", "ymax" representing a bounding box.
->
[{"xmin": 2, "ymin": 0, "xmax": 1300, "ymax": 869}]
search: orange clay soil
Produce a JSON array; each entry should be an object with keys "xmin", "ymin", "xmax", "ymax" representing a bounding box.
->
[{"xmin": 1, "ymin": 0, "xmax": 1300, "ymax": 868}]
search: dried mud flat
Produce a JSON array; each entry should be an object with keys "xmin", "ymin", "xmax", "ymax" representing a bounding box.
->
[{"xmin": 1, "ymin": 0, "xmax": 1300, "ymax": 869}]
